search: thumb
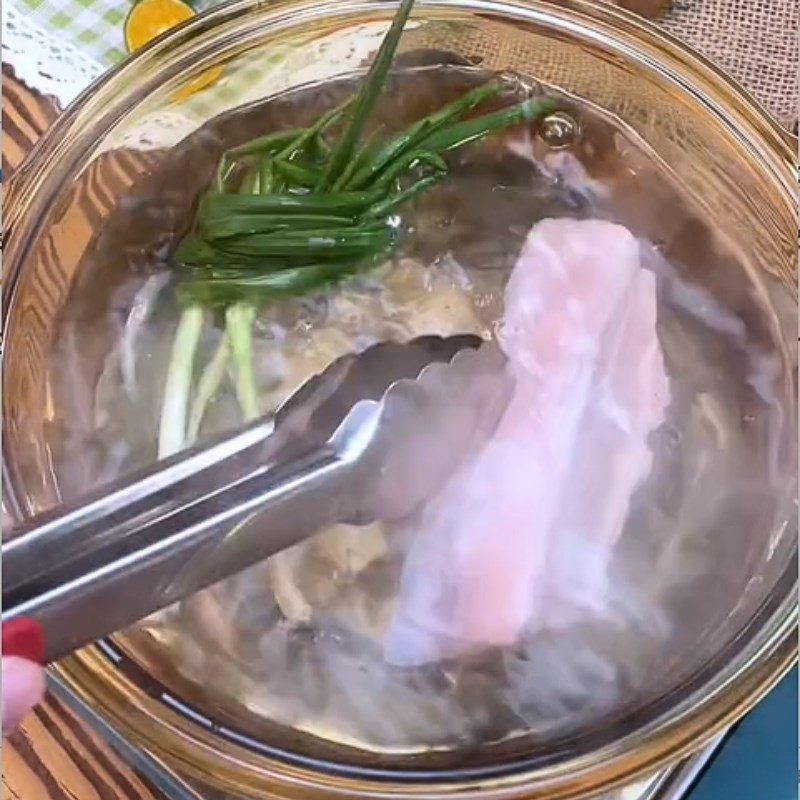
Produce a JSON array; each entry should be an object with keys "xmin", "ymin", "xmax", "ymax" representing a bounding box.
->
[{"xmin": 2, "ymin": 657, "xmax": 45, "ymax": 735}]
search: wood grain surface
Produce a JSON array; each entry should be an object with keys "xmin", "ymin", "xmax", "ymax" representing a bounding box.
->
[
  {"xmin": 1, "ymin": 65, "xmax": 170, "ymax": 800},
  {"xmin": 1, "ymin": 64, "xmax": 60, "ymax": 175},
  {"xmin": 3, "ymin": 693, "xmax": 168, "ymax": 800}
]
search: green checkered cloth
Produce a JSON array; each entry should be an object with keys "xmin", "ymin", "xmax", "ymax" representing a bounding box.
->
[
  {"xmin": 15, "ymin": 0, "xmax": 219, "ymax": 70},
  {"xmin": 19, "ymin": 0, "xmax": 127, "ymax": 67}
]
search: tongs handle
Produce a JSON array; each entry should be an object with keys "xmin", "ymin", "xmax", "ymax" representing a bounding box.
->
[{"xmin": 2, "ymin": 412, "xmax": 365, "ymax": 664}]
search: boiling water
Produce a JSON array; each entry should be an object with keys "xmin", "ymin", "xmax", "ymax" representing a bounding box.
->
[{"xmin": 48, "ymin": 63, "xmax": 794, "ymax": 754}]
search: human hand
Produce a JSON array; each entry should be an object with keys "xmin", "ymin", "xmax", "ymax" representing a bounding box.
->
[
  {"xmin": 2, "ymin": 657, "xmax": 45, "ymax": 735},
  {"xmin": 2, "ymin": 619, "xmax": 46, "ymax": 735}
]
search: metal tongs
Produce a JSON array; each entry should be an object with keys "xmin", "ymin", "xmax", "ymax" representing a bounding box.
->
[{"xmin": 2, "ymin": 335, "xmax": 511, "ymax": 664}]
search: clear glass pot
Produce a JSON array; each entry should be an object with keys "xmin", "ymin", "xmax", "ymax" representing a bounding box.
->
[{"xmin": 3, "ymin": 1, "xmax": 796, "ymax": 798}]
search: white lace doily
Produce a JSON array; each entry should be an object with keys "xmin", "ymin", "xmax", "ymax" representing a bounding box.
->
[{"xmin": 3, "ymin": 2, "xmax": 105, "ymax": 108}]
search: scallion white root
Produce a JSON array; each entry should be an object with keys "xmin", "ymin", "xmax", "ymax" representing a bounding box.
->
[
  {"xmin": 120, "ymin": 272, "xmax": 171, "ymax": 398},
  {"xmin": 186, "ymin": 335, "xmax": 230, "ymax": 444},
  {"xmin": 158, "ymin": 305, "xmax": 204, "ymax": 459},
  {"xmin": 226, "ymin": 303, "xmax": 260, "ymax": 422}
]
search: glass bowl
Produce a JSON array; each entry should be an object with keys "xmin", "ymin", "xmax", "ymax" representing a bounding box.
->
[{"xmin": 3, "ymin": 1, "xmax": 797, "ymax": 798}]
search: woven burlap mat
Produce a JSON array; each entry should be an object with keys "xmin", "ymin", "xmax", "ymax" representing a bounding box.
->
[{"xmin": 657, "ymin": 0, "xmax": 798, "ymax": 131}]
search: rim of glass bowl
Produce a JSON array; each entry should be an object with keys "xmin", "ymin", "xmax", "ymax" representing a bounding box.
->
[{"xmin": 3, "ymin": 1, "xmax": 797, "ymax": 798}]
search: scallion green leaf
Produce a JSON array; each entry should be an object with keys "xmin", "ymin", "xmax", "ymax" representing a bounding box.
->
[{"xmin": 316, "ymin": 0, "xmax": 416, "ymax": 190}]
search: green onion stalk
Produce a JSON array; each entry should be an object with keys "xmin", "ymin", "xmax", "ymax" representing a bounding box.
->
[{"xmin": 157, "ymin": 0, "xmax": 555, "ymax": 455}]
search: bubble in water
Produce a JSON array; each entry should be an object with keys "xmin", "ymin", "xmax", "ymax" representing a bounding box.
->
[
  {"xmin": 540, "ymin": 111, "xmax": 580, "ymax": 149},
  {"xmin": 500, "ymin": 70, "xmax": 541, "ymax": 98}
]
